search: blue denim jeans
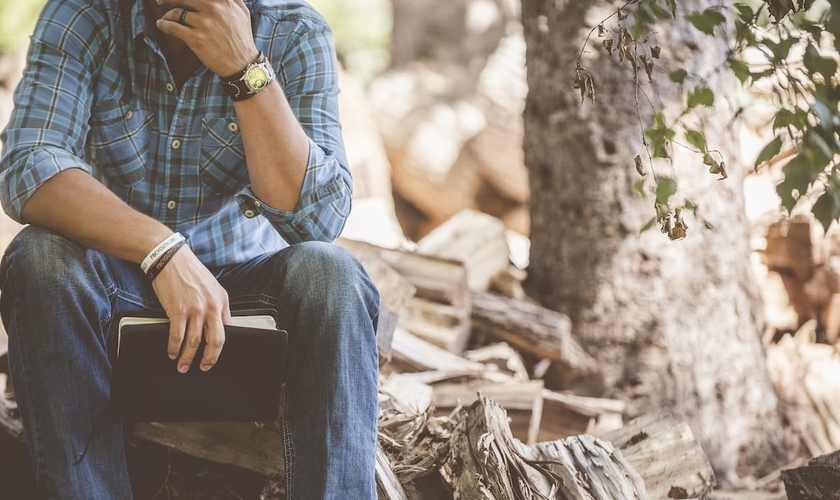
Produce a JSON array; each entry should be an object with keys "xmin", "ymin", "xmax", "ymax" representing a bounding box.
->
[{"xmin": 0, "ymin": 226, "xmax": 380, "ymax": 500}]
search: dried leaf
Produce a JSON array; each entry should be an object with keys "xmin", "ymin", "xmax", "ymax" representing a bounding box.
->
[
  {"xmin": 640, "ymin": 54, "xmax": 654, "ymax": 83},
  {"xmin": 634, "ymin": 155, "xmax": 646, "ymax": 176},
  {"xmin": 598, "ymin": 24, "xmax": 606, "ymax": 37},
  {"xmin": 603, "ymin": 38, "xmax": 615, "ymax": 55},
  {"xmin": 651, "ymin": 46, "xmax": 661, "ymax": 59}
]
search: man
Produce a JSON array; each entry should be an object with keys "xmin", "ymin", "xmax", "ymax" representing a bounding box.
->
[{"xmin": 0, "ymin": 0, "xmax": 380, "ymax": 498}]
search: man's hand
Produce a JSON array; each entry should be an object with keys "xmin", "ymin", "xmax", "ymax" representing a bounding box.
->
[
  {"xmin": 152, "ymin": 246, "xmax": 232, "ymax": 373},
  {"xmin": 155, "ymin": 0, "xmax": 259, "ymax": 77}
]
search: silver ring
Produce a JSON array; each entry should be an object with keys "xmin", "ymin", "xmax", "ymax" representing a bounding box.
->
[{"xmin": 178, "ymin": 8, "xmax": 189, "ymax": 26}]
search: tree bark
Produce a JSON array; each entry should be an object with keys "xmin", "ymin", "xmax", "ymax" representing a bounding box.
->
[{"xmin": 521, "ymin": 0, "xmax": 787, "ymax": 482}]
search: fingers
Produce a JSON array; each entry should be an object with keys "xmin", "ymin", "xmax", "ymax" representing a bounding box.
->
[
  {"xmin": 201, "ymin": 315, "xmax": 226, "ymax": 372},
  {"xmin": 168, "ymin": 315, "xmax": 187, "ymax": 360},
  {"xmin": 178, "ymin": 314, "xmax": 205, "ymax": 373},
  {"xmin": 157, "ymin": 8, "xmax": 195, "ymax": 38}
]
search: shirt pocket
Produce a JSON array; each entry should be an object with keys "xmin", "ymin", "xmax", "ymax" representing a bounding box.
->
[
  {"xmin": 87, "ymin": 97, "xmax": 152, "ymax": 187},
  {"xmin": 199, "ymin": 117, "xmax": 248, "ymax": 195}
]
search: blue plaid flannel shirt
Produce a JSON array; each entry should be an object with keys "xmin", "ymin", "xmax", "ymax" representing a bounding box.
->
[{"xmin": 0, "ymin": 0, "xmax": 352, "ymax": 267}]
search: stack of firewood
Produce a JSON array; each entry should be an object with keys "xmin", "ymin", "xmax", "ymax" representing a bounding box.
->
[{"xmin": 336, "ymin": 208, "xmax": 717, "ymax": 498}]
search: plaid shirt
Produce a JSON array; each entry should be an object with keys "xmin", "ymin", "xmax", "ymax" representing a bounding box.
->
[{"xmin": 0, "ymin": 0, "xmax": 351, "ymax": 267}]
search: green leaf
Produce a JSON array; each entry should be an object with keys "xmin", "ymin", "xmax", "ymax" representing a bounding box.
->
[
  {"xmin": 803, "ymin": 129, "xmax": 834, "ymax": 168},
  {"xmin": 687, "ymin": 87, "xmax": 715, "ymax": 108},
  {"xmin": 773, "ymin": 108, "xmax": 808, "ymax": 130},
  {"xmin": 776, "ymin": 156, "xmax": 813, "ymax": 211},
  {"xmin": 730, "ymin": 58, "xmax": 750, "ymax": 84},
  {"xmin": 640, "ymin": 216, "xmax": 658, "ymax": 234},
  {"xmin": 669, "ymin": 69, "xmax": 688, "ymax": 85},
  {"xmin": 735, "ymin": 4, "xmax": 754, "ymax": 24},
  {"xmin": 685, "ymin": 9, "xmax": 727, "ymax": 36},
  {"xmin": 634, "ymin": 178, "xmax": 647, "ymax": 199},
  {"xmin": 812, "ymin": 188, "xmax": 840, "ymax": 232},
  {"xmin": 685, "ymin": 129, "xmax": 708, "ymax": 152},
  {"xmin": 755, "ymin": 136, "xmax": 783, "ymax": 167},
  {"xmin": 764, "ymin": 37, "xmax": 800, "ymax": 64},
  {"xmin": 655, "ymin": 177, "xmax": 678, "ymax": 206},
  {"xmin": 804, "ymin": 44, "xmax": 838, "ymax": 82}
]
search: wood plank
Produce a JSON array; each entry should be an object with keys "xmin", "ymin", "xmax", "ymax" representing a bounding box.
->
[
  {"xmin": 131, "ymin": 421, "xmax": 284, "ymax": 477},
  {"xmin": 600, "ymin": 413, "xmax": 716, "ymax": 499},
  {"xmin": 538, "ymin": 390, "xmax": 625, "ymax": 442},
  {"xmin": 398, "ymin": 297, "xmax": 471, "ymax": 353},
  {"xmin": 337, "ymin": 239, "xmax": 470, "ymax": 309},
  {"xmin": 431, "ymin": 380, "xmax": 544, "ymax": 445},
  {"xmin": 416, "ymin": 210, "xmax": 510, "ymax": 291}
]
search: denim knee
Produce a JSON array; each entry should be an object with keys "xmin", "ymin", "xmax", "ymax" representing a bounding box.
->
[
  {"xmin": 278, "ymin": 241, "xmax": 380, "ymax": 318},
  {"xmin": 0, "ymin": 226, "xmax": 106, "ymax": 296}
]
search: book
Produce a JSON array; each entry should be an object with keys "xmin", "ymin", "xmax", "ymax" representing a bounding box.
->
[{"xmin": 110, "ymin": 310, "xmax": 287, "ymax": 422}]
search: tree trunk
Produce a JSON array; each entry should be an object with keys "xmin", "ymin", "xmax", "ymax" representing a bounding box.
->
[{"xmin": 521, "ymin": 0, "xmax": 787, "ymax": 483}]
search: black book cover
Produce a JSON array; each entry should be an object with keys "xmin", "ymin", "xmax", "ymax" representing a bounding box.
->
[{"xmin": 110, "ymin": 311, "xmax": 287, "ymax": 422}]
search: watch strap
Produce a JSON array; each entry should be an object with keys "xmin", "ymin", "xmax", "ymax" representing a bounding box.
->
[{"xmin": 220, "ymin": 51, "xmax": 275, "ymax": 102}]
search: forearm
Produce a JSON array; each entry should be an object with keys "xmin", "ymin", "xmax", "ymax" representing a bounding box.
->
[
  {"xmin": 20, "ymin": 169, "xmax": 173, "ymax": 263},
  {"xmin": 234, "ymin": 81, "xmax": 310, "ymax": 211}
]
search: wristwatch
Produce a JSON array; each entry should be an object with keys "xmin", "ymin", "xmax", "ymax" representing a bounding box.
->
[{"xmin": 220, "ymin": 52, "xmax": 276, "ymax": 101}]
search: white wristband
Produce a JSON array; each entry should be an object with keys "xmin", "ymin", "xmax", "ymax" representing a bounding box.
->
[{"xmin": 141, "ymin": 233, "xmax": 186, "ymax": 274}]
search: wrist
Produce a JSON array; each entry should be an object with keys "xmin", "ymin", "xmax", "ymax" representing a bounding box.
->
[
  {"xmin": 220, "ymin": 51, "xmax": 275, "ymax": 102},
  {"xmin": 141, "ymin": 233, "xmax": 186, "ymax": 274}
]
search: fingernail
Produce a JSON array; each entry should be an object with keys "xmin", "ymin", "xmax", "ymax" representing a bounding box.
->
[
  {"xmin": 201, "ymin": 364, "xmax": 210, "ymax": 372},
  {"xmin": 178, "ymin": 365, "xmax": 188, "ymax": 373},
  {"xmin": 169, "ymin": 353, "xmax": 177, "ymax": 360}
]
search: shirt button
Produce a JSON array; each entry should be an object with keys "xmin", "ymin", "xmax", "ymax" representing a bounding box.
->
[
  {"xmin": 171, "ymin": 139, "xmax": 181, "ymax": 150},
  {"xmin": 167, "ymin": 200, "xmax": 177, "ymax": 210},
  {"xmin": 254, "ymin": 200, "xmax": 262, "ymax": 208},
  {"xmin": 244, "ymin": 209, "xmax": 256, "ymax": 218},
  {"xmin": 125, "ymin": 110, "xmax": 133, "ymax": 120},
  {"xmin": 228, "ymin": 122, "xmax": 239, "ymax": 133},
  {"xmin": 166, "ymin": 82, "xmax": 175, "ymax": 93}
]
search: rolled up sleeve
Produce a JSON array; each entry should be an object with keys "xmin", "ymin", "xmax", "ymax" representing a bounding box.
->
[
  {"xmin": 0, "ymin": 1, "xmax": 105, "ymax": 223},
  {"xmin": 237, "ymin": 18, "xmax": 352, "ymax": 244}
]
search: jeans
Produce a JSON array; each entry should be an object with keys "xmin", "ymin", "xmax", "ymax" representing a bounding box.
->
[{"xmin": 0, "ymin": 226, "xmax": 380, "ymax": 500}]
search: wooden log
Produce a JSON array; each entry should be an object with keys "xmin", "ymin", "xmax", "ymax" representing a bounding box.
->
[
  {"xmin": 388, "ymin": 328, "xmax": 487, "ymax": 375},
  {"xmin": 417, "ymin": 209, "xmax": 510, "ymax": 291},
  {"xmin": 368, "ymin": 64, "xmax": 485, "ymax": 224},
  {"xmin": 337, "ymin": 239, "xmax": 470, "ymax": 310},
  {"xmin": 431, "ymin": 380, "xmax": 544, "ymax": 445},
  {"xmin": 471, "ymin": 291, "xmax": 604, "ymax": 395},
  {"xmin": 398, "ymin": 297, "xmax": 471, "ymax": 353},
  {"xmin": 534, "ymin": 436, "xmax": 650, "ymax": 500},
  {"xmin": 764, "ymin": 219, "xmax": 817, "ymax": 282},
  {"xmin": 131, "ymin": 421, "xmax": 284, "ymax": 477},
  {"xmin": 600, "ymin": 413, "xmax": 716, "ymax": 499},
  {"xmin": 781, "ymin": 451, "xmax": 840, "ymax": 500},
  {"xmin": 464, "ymin": 342, "xmax": 529, "ymax": 381},
  {"xmin": 376, "ymin": 445, "xmax": 410, "ymax": 500},
  {"xmin": 538, "ymin": 390, "xmax": 625, "ymax": 443},
  {"xmin": 444, "ymin": 396, "xmax": 650, "ymax": 499}
]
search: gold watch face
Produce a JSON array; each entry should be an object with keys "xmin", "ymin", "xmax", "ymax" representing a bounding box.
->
[{"xmin": 244, "ymin": 66, "xmax": 270, "ymax": 91}]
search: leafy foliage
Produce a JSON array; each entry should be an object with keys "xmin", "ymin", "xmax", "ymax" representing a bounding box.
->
[{"xmin": 578, "ymin": 0, "xmax": 840, "ymax": 236}]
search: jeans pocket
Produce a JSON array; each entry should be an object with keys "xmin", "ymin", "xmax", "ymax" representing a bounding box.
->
[
  {"xmin": 87, "ymin": 96, "xmax": 152, "ymax": 187},
  {"xmin": 199, "ymin": 117, "xmax": 249, "ymax": 194}
]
